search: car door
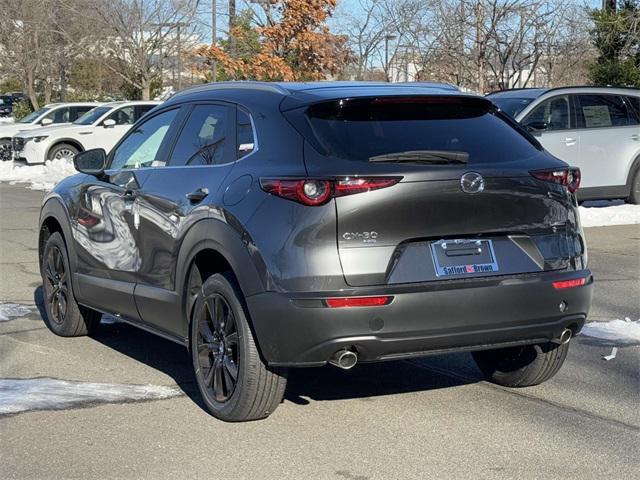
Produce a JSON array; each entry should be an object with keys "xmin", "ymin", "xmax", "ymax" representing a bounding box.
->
[
  {"xmin": 521, "ymin": 95, "xmax": 581, "ymax": 168},
  {"xmin": 70, "ymin": 108, "xmax": 181, "ymax": 321},
  {"xmin": 99, "ymin": 105, "xmax": 138, "ymax": 152},
  {"xmin": 573, "ymin": 93, "xmax": 640, "ymax": 189},
  {"xmin": 133, "ymin": 102, "xmax": 239, "ymax": 337}
]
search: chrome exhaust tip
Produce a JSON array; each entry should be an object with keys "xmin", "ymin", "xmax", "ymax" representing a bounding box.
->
[
  {"xmin": 552, "ymin": 328, "xmax": 572, "ymax": 345},
  {"xmin": 329, "ymin": 349, "xmax": 358, "ymax": 370}
]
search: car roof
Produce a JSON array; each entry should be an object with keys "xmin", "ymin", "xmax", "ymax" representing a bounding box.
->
[
  {"xmin": 166, "ymin": 81, "xmax": 468, "ymax": 110},
  {"xmin": 43, "ymin": 102, "xmax": 103, "ymax": 108},
  {"xmin": 487, "ymin": 85, "xmax": 640, "ymax": 99}
]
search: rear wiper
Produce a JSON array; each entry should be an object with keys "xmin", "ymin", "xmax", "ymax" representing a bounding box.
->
[{"xmin": 369, "ymin": 150, "xmax": 469, "ymax": 164}]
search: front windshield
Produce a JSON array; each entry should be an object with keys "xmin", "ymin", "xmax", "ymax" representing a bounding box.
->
[
  {"xmin": 489, "ymin": 97, "xmax": 534, "ymax": 118},
  {"xmin": 20, "ymin": 108, "xmax": 51, "ymax": 124},
  {"xmin": 74, "ymin": 106, "xmax": 111, "ymax": 125}
]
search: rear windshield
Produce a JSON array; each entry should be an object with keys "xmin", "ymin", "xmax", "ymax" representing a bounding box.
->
[
  {"xmin": 488, "ymin": 96, "xmax": 534, "ymax": 118},
  {"xmin": 305, "ymin": 96, "xmax": 542, "ymax": 164}
]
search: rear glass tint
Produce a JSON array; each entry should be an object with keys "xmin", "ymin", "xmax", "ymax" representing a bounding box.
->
[{"xmin": 306, "ymin": 96, "xmax": 542, "ymax": 163}]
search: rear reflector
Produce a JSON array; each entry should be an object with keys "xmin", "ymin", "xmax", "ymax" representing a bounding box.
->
[
  {"xmin": 552, "ymin": 278, "xmax": 587, "ymax": 290},
  {"xmin": 325, "ymin": 296, "xmax": 392, "ymax": 308}
]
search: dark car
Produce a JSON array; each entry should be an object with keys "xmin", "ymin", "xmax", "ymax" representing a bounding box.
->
[
  {"xmin": 0, "ymin": 95, "xmax": 14, "ymax": 117},
  {"xmin": 38, "ymin": 81, "xmax": 593, "ymax": 422}
]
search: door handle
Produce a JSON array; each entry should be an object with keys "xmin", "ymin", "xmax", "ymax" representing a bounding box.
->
[
  {"xmin": 632, "ymin": 134, "xmax": 640, "ymax": 141},
  {"xmin": 186, "ymin": 187, "xmax": 209, "ymax": 203},
  {"xmin": 563, "ymin": 137, "xmax": 577, "ymax": 146}
]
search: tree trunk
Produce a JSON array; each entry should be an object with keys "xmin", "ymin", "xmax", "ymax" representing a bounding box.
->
[
  {"xmin": 26, "ymin": 70, "xmax": 38, "ymax": 110},
  {"xmin": 141, "ymin": 80, "xmax": 151, "ymax": 100},
  {"xmin": 44, "ymin": 80, "xmax": 52, "ymax": 105}
]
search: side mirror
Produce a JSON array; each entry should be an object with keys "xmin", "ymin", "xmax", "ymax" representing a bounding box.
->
[
  {"xmin": 74, "ymin": 148, "xmax": 107, "ymax": 176},
  {"xmin": 40, "ymin": 118, "xmax": 53, "ymax": 126},
  {"xmin": 103, "ymin": 119, "xmax": 116, "ymax": 128},
  {"xmin": 524, "ymin": 121, "xmax": 548, "ymax": 133}
]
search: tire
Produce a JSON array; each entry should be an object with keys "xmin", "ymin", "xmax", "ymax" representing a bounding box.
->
[
  {"xmin": 472, "ymin": 341, "xmax": 569, "ymax": 388},
  {"xmin": 0, "ymin": 139, "xmax": 12, "ymax": 161},
  {"xmin": 190, "ymin": 271, "xmax": 287, "ymax": 422},
  {"xmin": 628, "ymin": 168, "xmax": 640, "ymax": 204},
  {"xmin": 41, "ymin": 232, "xmax": 101, "ymax": 336},
  {"xmin": 48, "ymin": 143, "xmax": 79, "ymax": 162}
]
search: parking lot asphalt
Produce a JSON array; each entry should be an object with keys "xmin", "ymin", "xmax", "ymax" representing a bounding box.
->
[{"xmin": 1, "ymin": 182, "xmax": 638, "ymax": 479}]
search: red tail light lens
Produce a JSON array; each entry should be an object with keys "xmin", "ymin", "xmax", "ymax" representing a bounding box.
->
[
  {"xmin": 325, "ymin": 296, "xmax": 392, "ymax": 308},
  {"xmin": 552, "ymin": 277, "xmax": 587, "ymax": 290},
  {"xmin": 531, "ymin": 168, "xmax": 581, "ymax": 193},
  {"xmin": 260, "ymin": 177, "xmax": 401, "ymax": 206}
]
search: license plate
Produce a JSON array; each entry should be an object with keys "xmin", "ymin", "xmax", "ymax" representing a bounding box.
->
[{"xmin": 430, "ymin": 239, "xmax": 499, "ymax": 277}]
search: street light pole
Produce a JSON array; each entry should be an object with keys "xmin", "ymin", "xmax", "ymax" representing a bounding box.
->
[
  {"xmin": 384, "ymin": 34, "xmax": 397, "ymax": 82},
  {"xmin": 211, "ymin": 0, "xmax": 217, "ymax": 82}
]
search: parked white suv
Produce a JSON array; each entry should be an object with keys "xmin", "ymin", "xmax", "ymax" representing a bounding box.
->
[
  {"xmin": 0, "ymin": 103, "xmax": 99, "ymax": 161},
  {"xmin": 12, "ymin": 101, "xmax": 160, "ymax": 164},
  {"xmin": 487, "ymin": 87, "xmax": 640, "ymax": 203}
]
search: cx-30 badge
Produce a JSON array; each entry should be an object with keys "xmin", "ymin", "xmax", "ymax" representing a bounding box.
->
[{"xmin": 460, "ymin": 172, "xmax": 485, "ymax": 194}]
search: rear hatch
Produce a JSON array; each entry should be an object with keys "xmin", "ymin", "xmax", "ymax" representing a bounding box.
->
[{"xmin": 285, "ymin": 95, "xmax": 578, "ymax": 286}]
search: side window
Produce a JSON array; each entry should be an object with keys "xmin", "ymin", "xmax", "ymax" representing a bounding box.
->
[
  {"xmin": 70, "ymin": 106, "xmax": 93, "ymax": 121},
  {"xmin": 169, "ymin": 104, "xmax": 234, "ymax": 166},
  {"xmin": 110, "ymin": 109, "xmax": 179, "ymax": 170},
  {"xmin": 237, "ymin": 109, "xmax": 255, "ymax": 158},
  {"xmin": 43, "ymin": 107, "xmax": 71, "ymax": 124},
  {"xmin": 576, "ymin": 94, "xmax": 630, "ymax": 128},
  {"xmin": 106, "ymin": 106, "xmax": 136, "ymax": 125},
  {"xmin": 135, "ymin": 104, "xmax": 156, "ymax": 121},
  {"xmin": 523, "ymin": 96, "xmax": 570, "ymax": 131},
  {"xmin": 623, "ymin": 96, "xmax": 640, "ymax": 125}
]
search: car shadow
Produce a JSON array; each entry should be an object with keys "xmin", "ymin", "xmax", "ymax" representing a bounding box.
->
[{"xmin": 33, "ymin": 286, "xmax": 483, "ymax": 412}]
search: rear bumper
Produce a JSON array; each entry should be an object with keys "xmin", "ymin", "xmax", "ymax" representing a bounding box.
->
[{"xmin": 246, "ymin": 270, "xmax": 593, "ymax": 367}]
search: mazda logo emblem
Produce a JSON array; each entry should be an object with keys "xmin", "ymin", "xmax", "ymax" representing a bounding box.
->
[{"xmin": 460, "ymin": 172, "xmax": 485, "ymax": 194}]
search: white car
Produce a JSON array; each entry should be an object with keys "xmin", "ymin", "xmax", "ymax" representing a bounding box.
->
[
  {"xmin": 12, "ymin": 101, "xmax": 160, "ymax": 164},
  {"xmin": 487, "ymin": 87, "xmax": 640, "ymax": 203},
  {"xmin": 0, "ymin": 102, "xmax": 99, "ymax": 161}
]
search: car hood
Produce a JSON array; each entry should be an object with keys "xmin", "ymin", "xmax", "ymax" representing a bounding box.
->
[
  {"xmin": 13, "ymin": 123, "xmax": 77, "ymax": 139},
  {"xmin": 0, "ymin": 123, "xmax": 45, "ymax": 137}
]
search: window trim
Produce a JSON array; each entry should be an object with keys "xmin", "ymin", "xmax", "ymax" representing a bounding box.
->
[{"xmin": 236, "ymin": 106, "xmax": 259, "ymax": 161}]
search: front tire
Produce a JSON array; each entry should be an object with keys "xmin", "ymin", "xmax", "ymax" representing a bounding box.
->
[
  {"xmin": 48, "ymin": 143, "xmax": 79, "ymax": 162},
  {"xmin": 472, "ymin": 341, "xmax": 569, "ymax": 387},
  {"xmin": 41, "ymin": 232, "xmax": 101, "ymax": 336},
  {"xmin": 190, "ymin": 272, "xmax": 287, "ymax": 422}
]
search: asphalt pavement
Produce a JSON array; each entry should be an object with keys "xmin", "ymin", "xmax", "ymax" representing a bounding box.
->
[{"xmin": 0, "ymin": 182, "xmax": 638, "ymax": 479}]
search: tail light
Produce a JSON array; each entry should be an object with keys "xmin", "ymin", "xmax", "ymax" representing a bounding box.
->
[
  {"xmin": 531, "ymin": 168, "xmax": 581, "ymax": 193},
  {"xmin": 260, "ymin": 177, "xmax": 401, "ymax": 206},
  {"xmin": 325, "ymin": 296, "xmax": 392, "ymax": 308}
]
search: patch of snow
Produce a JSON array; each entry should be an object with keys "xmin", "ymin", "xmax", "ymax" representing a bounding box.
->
[
  {"xmin": 0, "ymin": 117, "xmax": 14, "ymax": 124},
  {"xmin": 579, "ymin": 201, "xmax": 640, "ymax": 228},
  {"xmin": 580, "ymin": 318, "xmax": 640, "ymax": 346},
  {"xmin": 0, "ymin": 303, "xmax": 32, "ymax": 321},
  {"xmin": 0, "ymin": 378, "xmax": 182, "ymax": 415},
  {"xmin": 0, "ymin": 158, "xmax": 77, "ymax": 191}
]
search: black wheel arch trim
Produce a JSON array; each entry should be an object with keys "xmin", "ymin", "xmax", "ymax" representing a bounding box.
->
[
  {"xmin": 47, "ymin": 139, "xmax": 85, "ymax": 159},
  {"xmin": 626, "ymin": 153, "xmax": 640, "ymax": 189}
]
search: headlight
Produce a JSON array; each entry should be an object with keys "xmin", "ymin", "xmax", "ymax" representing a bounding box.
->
[{"xmin": 26, "ymin": 136, "xmax": 48, "ymax": 143}]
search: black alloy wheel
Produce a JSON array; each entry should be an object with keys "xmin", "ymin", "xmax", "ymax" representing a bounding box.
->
[
  {"xmin": 43, "ymin": 245, "xmax": 69, "ymax": 325},
  {"xmin": 195, "ymin": 293, "xmax": 239, "ymax": 402}
]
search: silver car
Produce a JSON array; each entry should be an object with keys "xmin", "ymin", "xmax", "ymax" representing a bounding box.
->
[{"xmin": 487, "ymin": 87, "xmax": 640, "ymax": 203}]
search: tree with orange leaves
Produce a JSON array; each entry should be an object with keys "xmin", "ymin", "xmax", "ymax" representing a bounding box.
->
[{"xmin": 194, "ymin": 0, "xmax": 350, "ymax": 81}]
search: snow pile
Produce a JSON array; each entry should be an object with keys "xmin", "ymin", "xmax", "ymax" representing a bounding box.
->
[
  {"xmin": 0, "ymin": 303, "xmax": 31, "ymax": 321},
  {"xmin": 580, "ymin": 318, "xmax": 640, "ymax": 346},
  {"xmin": 579, "ymin": 200, "xmax": 640, "ymax": 228},
  {"xmin": 0, "ymin": 159, "xmax": 77, "ymax": 191},
  {"xmin": 0, "ymin": 117, "xmax": 14, "ymax": 124},
  {"xmin": 0, "ymin": 378, "xmax": 182, "ymax": 415}
]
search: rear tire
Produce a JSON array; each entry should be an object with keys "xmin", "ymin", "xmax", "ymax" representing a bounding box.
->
[
  {"xmin": 48, "ymin": 143, "xmax": 79, "ymax": 162},
  {"xmin": 628, "ymin": 169, "xmax": 640, "ymax": 204},
  {"xmin": 190, "ymin": 271, "xmax": 287, "ymax": 422},
  {"xmin": 41, "ymin": 232, "xmax": 101, "ymax": 336},
  {"xmin": 472, "ymin": 341, "xmax": 569, "ymax": 387}
]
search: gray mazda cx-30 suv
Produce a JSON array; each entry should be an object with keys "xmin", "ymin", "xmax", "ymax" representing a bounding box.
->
[{"xmin": 38, "ymin": 82, "xmax": 593, "ymax": 421}]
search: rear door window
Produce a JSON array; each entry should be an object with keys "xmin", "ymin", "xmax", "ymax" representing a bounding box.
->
[
  {"xmin": 624, "ymin": 95, "xmax": 640, "ymax": 125},
  {"xmin": 575, "ymin": 94, "xmax": 631, "ymax": 128},
  {"xmin": 523, "ymin": 96, "xmax": 571, "ymax": 131},
  {"xmin": 169, "ymin": 104, "xmax": 235, "ymax": 166},
  {"xmin": 304, "ymin": 96, "xmax": 542, "ymax": 164}
]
